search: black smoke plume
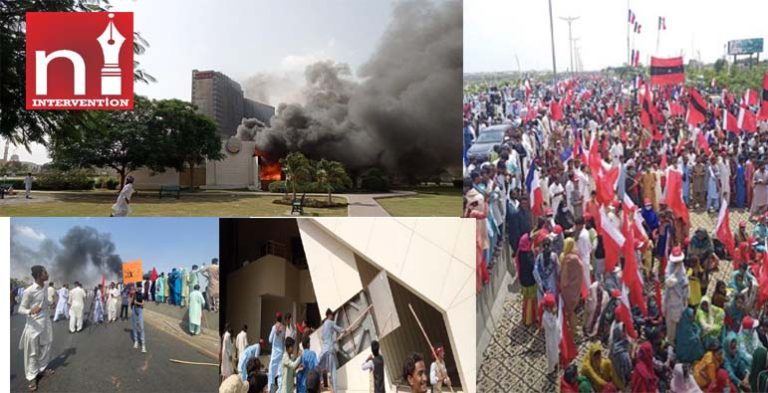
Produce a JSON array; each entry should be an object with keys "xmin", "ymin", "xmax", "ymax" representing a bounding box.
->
[
  {"xmin": 11, "ymin": 225, "xmax": 122, "ymax": 286},
  {"xmin": 250, "ymin": 0, "xmax": 462, "ymax": 177}
]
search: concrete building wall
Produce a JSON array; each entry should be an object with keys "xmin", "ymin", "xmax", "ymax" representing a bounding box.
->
[
  {"xmin": 297, "ymin": 218, "xmax": 476, "ymax": 393},
  {"xmin": 205, "ymin": 140, "xmax": 258, "ymax": 188},
  {"xmin": 128, "ymin": 167, "xmax": 180, "ymax": 190},
  {"xmin": 225, "ymin": 254, "xmax": 315, "ymax": 344}
]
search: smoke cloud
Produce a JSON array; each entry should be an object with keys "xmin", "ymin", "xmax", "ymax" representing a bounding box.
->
[
  {"xmin": 248, "ymin": 0, "xmax": 462, "ymax": 176},
  {"xmin": 11, "ymin": 225, "xmax": 123, "ymax": 286},
  {"xmin": 242, "ymin": 73, "xmax": 305, "ymax": 107}
]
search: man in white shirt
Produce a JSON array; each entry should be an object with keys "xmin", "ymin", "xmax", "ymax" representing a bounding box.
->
[
  {"xmin": 53, "ymin": 284, "xmax": 69, "ymax": 322},
  {"xmin": 107, "ymin": 282, "xmax": 120, "ymax": 323},
  {"xmin": 46, "ymin": 283, "xmax": 56, "ymax": 316},
  {"xmin": 235, "ymin": 325, "xmax": 248, "ymax": 364},
  {"xmin": 548, "ymin": 177, "xmax": 565, "ymax": 211},
  {"xmin": 575, "ymin": 217, "xmax": 594, "ymax": 292},
  {"xmin": 18, "ymin": 266, "xmax": 55, "ymax": 391},
  {"xmin": 429, "ymin": 345, "xmax": 451, "ymax": 393},
  {"xmin": 68, "ymin": 282, "xmax": 86, "ymax": 333},
  {"xmin": 111, "ymin": 175, "xmax": 135, "ymax": 217}
]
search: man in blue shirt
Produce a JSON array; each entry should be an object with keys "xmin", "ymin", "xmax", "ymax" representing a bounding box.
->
[
  {"xmin": 238, "ymin": 339, "xmax": 264, "ymax": 382},
  {"xmin": 297, "ymin": 335, "xmax": 318, "ymax": 393}
]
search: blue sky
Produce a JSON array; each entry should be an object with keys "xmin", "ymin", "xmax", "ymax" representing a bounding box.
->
[{"xmin": 10, "ymin": 218, "xmax": 218, "ymax": 283}]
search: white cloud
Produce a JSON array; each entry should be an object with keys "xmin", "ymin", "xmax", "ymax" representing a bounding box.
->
[{"xmin": 12, "ymin": 224, "xmax": 47, "ymax": 242}]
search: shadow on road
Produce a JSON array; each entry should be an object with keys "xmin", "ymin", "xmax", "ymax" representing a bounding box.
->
[{"xmin": 49, "ymin": 347, "xmax": 76, "ymax": 371}]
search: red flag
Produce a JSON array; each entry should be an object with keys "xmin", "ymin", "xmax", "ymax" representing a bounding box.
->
[
  {"xmin": 622, "ymin": 209, "xmax": 648, "ymax": 317},
  {"xmin": 696, "ymin": 131, "xmax": 711, "ymax": 156},
  {"xmin": 761, "ymin": 71, "xmax": 768, "ymax": 120},
  {"xmin": 650, "ymin": 57, "xmax": 684, "ymax": 86},
  {"xmin": 722, "ymin": 109, "xmax": 739, "ymax": 134},
  {"xmin": 687, "ymin": 87, "xmax": 708, "ymax": 126},
  {"xmin": 739, "ymin": 106, "xmax": 757, "ymax": 133},
  {"xmin": 616, "ymin": 101, "xmax": 624, "ymax": 115},
  {"xmin": 715, "ymin": 203, "xmax": 736, "ymax": 259},
  {"xmin": 614, "ymin": 300, "xmax": 638, "ymax": 339},
  {"xmin": 600, "ymin": 207, "xmax": 626, "ymax": 273},
  {"xmin": 550, "ymin": 100, "xmax": 564, "ymax": 121},
  {"xmin": 743, "ymin": 88, "xmax": 759, "ymax": 106},
  {"xmin": 620, "ymin": 125, "xmax": 628, "ymax": 142},
  {"xmin": 150, "ymin": 267, "xmax": 158, "ymax": 281},
  {"xmin": 559, "ymin": 295, "xmax": 578, "ymax": 366},
  {"xmin": 101, "ymin": 274, "xmax": 106, "ymax": 302},
  {"xmin": 655, "ymin": 279, "xmax": 663, "ymax": 311},
  {"xmin": 665, "ymin": 169, "xmax": 690, "ymax": 224},
  {"xmin": 595, "ymin": 166, "xmax": 620, "ymax": 205}
]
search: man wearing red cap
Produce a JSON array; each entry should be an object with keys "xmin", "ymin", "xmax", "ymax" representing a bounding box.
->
[
  {"xmin": 429, "ymin": 343, "xmax": 451, "ymax": 392},
  {"xmin": 664, "ymin": 246, "xmax": 689, "ymax": 344},
  {"xmin": 737, "ymin": 316, "xmax": 763, "ymax": 366},
  {"xmin": 539, "ymin": 292, "xmax": 560, "ymax": 375}
]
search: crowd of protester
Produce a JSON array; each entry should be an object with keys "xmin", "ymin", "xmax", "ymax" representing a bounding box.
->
[{"xmin": 465, "ymin": 74, "xmax": 768, "ymax": 392}]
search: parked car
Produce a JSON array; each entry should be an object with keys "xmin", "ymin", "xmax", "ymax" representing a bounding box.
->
[{"xmin": 466, "ymin": 124, "xmax": 511, "ymax": 163}]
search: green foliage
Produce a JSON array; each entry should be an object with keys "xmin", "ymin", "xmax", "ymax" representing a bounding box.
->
[
  {"xmin": 50, "ymin": 96, "xmax": 164, "ymax": 188},
  {"xmin": 0, "ymin": 0, "xmax": 153, "ymax": 145},
  {"xmin": 315, "ymin": 158, "xmax": 353, "ymax": 203},
  {"xmin": 95, "ymin": 177, "xmax": 119, "ymax": 190},
  {"xmin": 280, "ymin": 152, "xmax": 312, "ymax": 200},
  {"xmin": 360, "ymin": 168, "xmax": 390, "ymax": 192},
  {"xmin": 151, "ymin": 99, "xmax": 223, "ymax": 188},
  {"xmin": 34, "ymin": 170, "xmax": 95, "ymax": 190},
  {"xmin": 688, "ymin": 62, "xmax": 768, "ymax": 96}
]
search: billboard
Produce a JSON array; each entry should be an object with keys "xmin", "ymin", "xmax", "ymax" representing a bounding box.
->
[{"xmin": 728, "ymin": 38, "xmax": 764, "ymax": 55}]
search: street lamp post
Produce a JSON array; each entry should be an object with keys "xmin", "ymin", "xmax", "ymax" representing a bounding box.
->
[{"xmin": 560, "ymin": 16, "xmax": 580, "ymax": 76}]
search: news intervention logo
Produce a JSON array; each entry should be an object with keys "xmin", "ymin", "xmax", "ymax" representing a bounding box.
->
[{"xmin": 26, "ymin": 12, "xmax": 133, "ymax": 110}]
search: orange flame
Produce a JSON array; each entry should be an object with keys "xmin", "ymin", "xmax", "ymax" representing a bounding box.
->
[{"xmin": 255, "ymin": 148, "xmax": 282, "ymax": 181}]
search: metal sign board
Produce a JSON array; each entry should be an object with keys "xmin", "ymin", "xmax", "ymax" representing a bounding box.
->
[{"xmin": 728, "ymin": 38, "xmax": 764, "ymax": 55}]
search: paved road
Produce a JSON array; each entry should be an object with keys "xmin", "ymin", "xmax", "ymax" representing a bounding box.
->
[{"xmin": 10, "ymin": 300, "xmax": 217, "ymax": 393}]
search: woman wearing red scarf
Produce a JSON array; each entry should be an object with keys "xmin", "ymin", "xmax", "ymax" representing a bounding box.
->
[{"xmin": 629, "ymin": 341, "xmax": 659, "ymax": 392}]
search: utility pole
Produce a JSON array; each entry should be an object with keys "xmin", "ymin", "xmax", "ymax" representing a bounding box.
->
[
  {"xmin": 560, "ymin": 16, "xmax": 580, "ymax": 76},
  {"xmin": 547, "ymin": 0, "xmax": 557, "ymax": 81},
  {"xmin": 573, "ymin": 38, "xmax": 582, "ymax": 72}
]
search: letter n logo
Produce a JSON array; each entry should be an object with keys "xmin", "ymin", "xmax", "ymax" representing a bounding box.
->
[{"xmin": 25, "ymin": 12, "xmax": 134, "ymax": 110}]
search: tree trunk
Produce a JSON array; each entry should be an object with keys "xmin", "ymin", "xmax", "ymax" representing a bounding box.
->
[
  {"xmin": 188, "ymin": 161, "xmax": 195, "ymax": 191},
  {"xmin": 291, "ymin": 176, "xmax": 297, "ymax": 201},
  {"xmin": 119, "ymin": 168, "xmax": 127, "ymax": 190}
]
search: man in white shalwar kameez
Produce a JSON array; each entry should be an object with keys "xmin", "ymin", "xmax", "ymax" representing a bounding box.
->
[
  {"xmin": 68, "ymin": 282, "xmax": 86, "ymax": 333},
  {"xmin": 541, "ymin": 293, "xmax": 560, "ymax": 374},
  {"xmin": 268, "ymin": 313, "xmax": 286, "ymax": 392},
  {"xmin": 53, "ymin": 285, "xmax": 68, "ymax": 322},
  {"xmin": 107, "ymin": 282, "xmax": 120, "ymax": 323},
  {"xmin": 221, "ymin": 324, "xmax": 235, "ymax": 381},
  {"xmin": 46, "ymin": 283, "xmax": 56, "ymax": 316},
  {"xmin": 18, "ymin": 266, "xmax": 55, "ymax": 391},
  {"xmin": 235, "ymin": 325, "xmax": 248, "ymax": 363},
  {"xmin": 111, "ymin": 175, "xmax": 135, "ymax": 217}
]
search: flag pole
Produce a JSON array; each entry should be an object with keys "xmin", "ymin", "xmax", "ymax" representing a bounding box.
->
[{"xmin": 627, "ymin": 0, "xmax": 630, "ymax": 65}]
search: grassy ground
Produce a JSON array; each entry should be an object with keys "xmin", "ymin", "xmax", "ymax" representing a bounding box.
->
[
  {"xmin": 0, "ymin": 192, "xmax": 347, "ymax": 217},
  {"xmin": 377, "ymin": 186, "xmax": 462, "ymax": 217}
]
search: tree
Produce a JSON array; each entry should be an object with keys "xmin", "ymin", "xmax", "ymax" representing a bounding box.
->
[
  {"xmin": 280, "ymin": 152, "xmax": 311, "ymax": 201},
  {"xmin": 152, "ymin": 99, "xmax": 223, "ymax": 189},
  {"xmin": 0, "ymin": 0, "xmax": 154, "ymax": 146},
  {"xmin": 50, "ymin": 96, "xmax": 165, "ymax": 188},
  {"xmin": 315, "ymin": 159, "xmax": 352, "ymax": 204},
  {"xmin": 714, "ymin": 58, "xmax": 727, "ymax": 73}
]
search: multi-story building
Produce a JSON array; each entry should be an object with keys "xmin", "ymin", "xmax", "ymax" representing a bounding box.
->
[{"xmin": 191, "ymin": 69, "xmax": 275, "ymax": 137}]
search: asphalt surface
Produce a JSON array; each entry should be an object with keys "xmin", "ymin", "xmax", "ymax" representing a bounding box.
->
[{"xmin": 10, "ymin": 299, "xmax": 217, "ymax": 393}]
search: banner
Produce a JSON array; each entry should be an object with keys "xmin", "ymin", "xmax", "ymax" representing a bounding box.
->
[
  {"xmin": 122, "ymin": 259, "xmax": 143, "ymax": 284},
  {"xmin": 650, "ymin": 56, "xmax": 684, "ymax": 85}
]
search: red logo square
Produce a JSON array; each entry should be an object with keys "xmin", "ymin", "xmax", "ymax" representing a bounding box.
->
[{"xmin": 25, "ymin": 12, "xmax": 134, "ymax": 110}]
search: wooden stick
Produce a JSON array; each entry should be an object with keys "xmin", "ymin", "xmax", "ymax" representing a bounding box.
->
[
  {"xmin": 408, "ymin": 304, "xmax": 455, "ymax": 393},
  {"xmin": 337, "ymin": 304, "xmax": 373, "ymax": 341},
  {"xmin": 169, "ymin": 359, "xmax": 218, "ymax": 367}
]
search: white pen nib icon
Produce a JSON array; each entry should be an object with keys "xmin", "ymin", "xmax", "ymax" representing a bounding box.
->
[{"xmin": 96, "ymin": 13, "xmax": 126, "ymax": 96}]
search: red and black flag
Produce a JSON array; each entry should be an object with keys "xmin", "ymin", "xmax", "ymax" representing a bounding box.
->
[
  {"xmin": 760, "ymin": 71, "xmax": 768, "ymax": 120},
  {"xmin": 650, "ymin": 56, "xmax": 684, "ymax": 85},
  {"xmin": 686, "ymin": 87, "xmax": 708, "ymax": 126},
  {"xmin": 640, "ymin": 86, "xmax": 659, "ymax": 138}
]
